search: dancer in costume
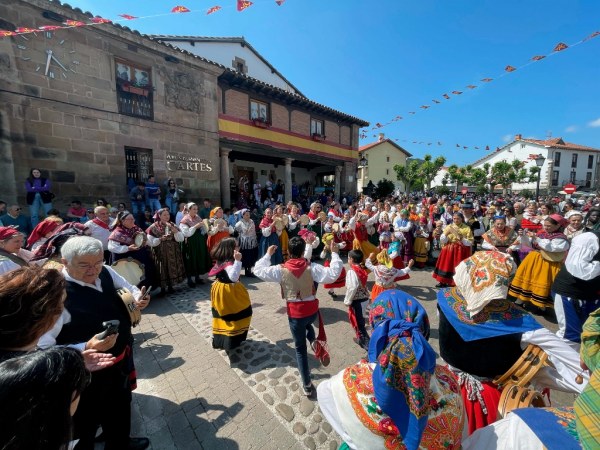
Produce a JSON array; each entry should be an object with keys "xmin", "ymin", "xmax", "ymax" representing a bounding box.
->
[
  {"xmin": 481, "ymin": 215, "xmax": 518, "ymax": 253},
  {"xmin": 432, "ymin": 212, "xmax": 473, "ymax": 288},
  {"xmin": 366, "ymin": 250, "xmax": 413, "ymax": 302},
  {"xmin": 343, "ymin": 249, "xmax": 371, "ymax": 351},
  {"xmin": 179, "ymin": 202, "xmax": 211, "ymax": 287},
  {"xmin": 234, "ymin": 209, "xmax": 258, "ymax": 277}
]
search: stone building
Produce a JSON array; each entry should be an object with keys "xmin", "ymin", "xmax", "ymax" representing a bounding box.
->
[{"xmin": 0, "ymin": 0, "xmax": 367, "ymax": 212}]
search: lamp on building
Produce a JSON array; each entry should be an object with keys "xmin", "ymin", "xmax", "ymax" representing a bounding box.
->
[
  {"xmin": 534, "ymin": 154, "xmax": 546, "ymax": 201},
  {"xmin": 359, "ymin": 156, "xmax": 368, "ymax": 168},
  {"xmin": 358, "ymin": 155, "xmax": 368, "ymax": 194}
]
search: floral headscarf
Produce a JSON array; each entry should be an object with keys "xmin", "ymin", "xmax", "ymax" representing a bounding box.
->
[
  {"xmin": 368, "ymin": 290, "xmax": 435, "ymax": 450},
  {"xmin": 453, "ymin": 251, "xmax": 516, "ymax": 316}
]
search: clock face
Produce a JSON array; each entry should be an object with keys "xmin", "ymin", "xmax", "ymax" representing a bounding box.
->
[{"xmin": 14, "ymin": 30, "xmax": 79, "ymax": 79}]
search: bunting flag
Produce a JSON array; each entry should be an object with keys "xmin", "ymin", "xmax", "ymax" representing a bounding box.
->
[
  {"xmin": 432, "ymin": 100, "xmax": 440, "ymax": 104},
  {"xmin": 466, "ymin": 85, "xmax": 477, "ymax": 89},
  {"xmin": 63, "ymin": 20, "xmax": 85, "ymax": 27},
  {"xmin": 207, "ymin": 6, "xmax": 222, "ymax": 14},
  {"xmin": 531, "ymin": 55, "xmax": 545, "ymax": 61},
  {"xmin": 275, "ymin": 0, "xmax": 286, "ymax": 5},
  {"xmin": 15, "ymin": 27, "xmax": 37, "ymax": 33},
  {"xmin": 505, "ymin": 65, "xmax": 516, "ymax": 72},
  {"xmin": 553, "ymin": 42, "xmax": 568, "ymax": 52},
  {"xmin": 237, "ymin": 0, "xmax": 253, "ymax": 11},
  {"xmin": 420, "ymin": 105, "xmax": 429, "ymax": 109},
  {"xmin": 584, "ymin": 31, "xmax": 600, "ymax": 41},
  {"xmin": 442, "ymin": 93, "xmax": 450, "ymax": 99},
  {"xmin": 39, "ymin": 25, "xmax": 63, "ymax": 31},
  {"xmin": 481, "ymin": 78, "xmax": 493, "ymax": 82},
  {"xmin": 409, "ymin": 111, "xmax": 416, "ymax": 114},
  {"xmin": 119, "ymin": 14, "xmax": 138, "ymax": 20},
  {"xmin": 452, "ymin": 90, "xmax": 463, "ymax": 95},
  {"xmin": 90, "ymin": 17, "xmax": 112, "ymax": 24},
  {"xmin": 171, "ymin": 6, "xmax": 191, "ymax": 13},
  {"xmin": 0, "ymin": 30, "xmax": 16, "ymax": 36}
]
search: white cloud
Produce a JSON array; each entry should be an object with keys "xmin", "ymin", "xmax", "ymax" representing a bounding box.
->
[
  {"xmin": 565, "ymin": 125, "xmax": 578, "ymax": 133},
  {"xmin": 588, "ymin": 118, "xmax": 600, "ymax": 128},
  {"xmin": 502, "ymin": 134, "xmax": 512, "ymax": 143}
]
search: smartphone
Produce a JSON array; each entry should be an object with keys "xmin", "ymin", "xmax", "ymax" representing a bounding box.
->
[{"xmin": 96, "ymin": 320, "xmax": 120, "ymax": 340}]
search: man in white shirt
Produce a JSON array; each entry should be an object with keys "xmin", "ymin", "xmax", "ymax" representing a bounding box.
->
[{"xmin": 84, "ymin": 206, "xmax": 111, "ymax": 262}]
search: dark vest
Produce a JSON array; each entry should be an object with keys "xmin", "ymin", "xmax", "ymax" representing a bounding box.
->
[
  {"xmin": 57, "ymin": 268, "xmax": 132, "ymax": 356},
  {"xmin": 438, "ymin": 305, "xmax": 524, "ymax": 378},
  {"xmin": 552, "ymin": 231, "xmax": 600, "ymax": 301}
]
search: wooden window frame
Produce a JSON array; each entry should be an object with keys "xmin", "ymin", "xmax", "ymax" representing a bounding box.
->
[{"xmin": 115, "ymin": 58, "xmax": 153, "ymax": 120}]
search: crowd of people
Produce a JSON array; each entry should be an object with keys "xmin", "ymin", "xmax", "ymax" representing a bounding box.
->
[{"xmin": 2, "ymin": 176, "xmax": 600, "ymax": 449}]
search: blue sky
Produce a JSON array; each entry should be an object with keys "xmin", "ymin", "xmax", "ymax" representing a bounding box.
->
[{"xmin": 64, "ymin": 0, "xmax": 600, "ymax": 165}]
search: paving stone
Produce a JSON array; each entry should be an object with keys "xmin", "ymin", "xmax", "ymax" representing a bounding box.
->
[
  {"xmin": 299, "ymin": 398, "xmax": 315, "ymax": 417},
  {"xmin": 263, "ymin": 393, "xmax": 274, "ymax": 405},
  {"xmin": 275, "ymin": 403, "xmax": 295, "ymax": 422},
  {"xmin": 281, "ymin": 355, "xmax": 293, "ymax": 363},
  {"xmin": 249, "ymin": 354, "xmax": 271, "ymax": 366},
  {"xmin": 247, "ymin": 380, "xmax": 256, "ymax": 386},
  {"xmin": 274, "ymin": 386, "xmax": 287, "ymax": 401},
  {"xmin": 329, "ymin": 440, "xmax": 339, "ymax": 450},
  {"xmin": 256, "ymin": 384, "xmax": 266, "ymax": 392},
  {"xmin": 290, "ymin": 394, "xmax": 301, "ymax": 405},
  {"xmin": 268, "ymin": 367, "xmax": 287, "ymax": 379},
  {"xmin": 303, "ymin": 436, "xmax": 316, "ymax": 450},
  {"xmin": 255, "ymin": 373, "xmax": 266, "ymax": 382},
  {"xmin": 290, "ymin": 382, "xmax": 299, "ymax": 392},
  {"xmin": 322, "ymin": 422, "xmax": 333, "ymax": 433},
  {"xmin": 307, "ymin": 422, "xmax": 319, "ymax": 435},
  {"xmin": 268, "ymin": 379, "xmax": 279, "ymax": 386},
  {"xmin": 292, "ymin": 422, "xmax": 306, "ymax": 435},
  {"xmin": 316, "ymin": 432, "xmax": 328, "ymax": 444},
  {"xmin": 312, "ymin": 414, "xmax": 323, "ymax": 423},
  {"xmin": 284, "ymin": 375, "xmax": 296, "ymax": 383}
]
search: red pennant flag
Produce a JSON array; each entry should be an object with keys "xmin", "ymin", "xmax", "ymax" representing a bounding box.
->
[
  {"xmin": 207, "ymin": 6, "xmax": 221, "ymax": 14},
  {"xmin": 172, "ymin": 6, "xmax": 191, "ymax": 13},
  {"xmin": 119, "ymin": 14, "xmax": 138, "ymax": 20},
  {"xmin": 474, "ymin": 146, "xmax": 479, "ymax": 150},
  {"xmin": 481, "ymin": 78, "xmax": 493, "ymax": 82},
  {"xmin": 38, "ymin": 25, "xmax": 63, "ymax": 31},
  {"xmin": 505, "ymin": 65, "xmax": 517, "ymax": 72},
  {"xmin": 531, "ymin": 55, "xmax": 545, "ymax": 61},
  {"xmin": 485, "ymin": 146, "xmax": 490, "ymax": 151},
  {"xmin": 432, "ymin": 100, "xmax": 440, "ymax": 104},
  {"xmin": 456, "ymin": 144, "xmax": 460, "ymax": 148},
  {"xmin": 420, "ymin": 105, "xmax": 429, "ymax": 109},
  {"xmin": 63, "ymin": 20, "xmax": 85, "ymax": 27},
  {"xmin": 0, "ymin": 30, "xmax": 16, "ymax": 37},
  {"xmin": 452, "ymin": 91, "xmax": 462, "ymax": 95},
  {"xmin": 427, "ymin": 143, "xmax": 432, "ymax": 146},
  {"xmin": 15, "ymin": 27, "xmax": 38, "ymax": 33},
  {"xmin": 275, "ymin": 0, "xmax": 286, "ymax": 5},
  {"xmin": 442, "ymin": 93, "xmax": 450, "ymax": 99},
  {"xmin": 584, "ymin": 31, "xmax": 600, "ymax": 41},
  {"xmin": 409, "ymin": 111, "xmax": 416, "ymax": 115},
  {"xmin": 466, "ymin": 85, "xmax": 477, "ymax": 89},
  {"xmin": 463, "ymin": 146, "xmax": 468, "ymax": 149},
  {"xmin": 90, "ymin": 17, "xmax": 112, "ymax": 24},
  {"xmin": 395, "ymin": 116, "xmax": 403, "ymax": 120},
  {"xmin": 553, "ymin": 42, "xmax": 568, "ymax": 52},
  {"xmin": 375, "ymin": 123, "xmax": 383, "ymax": 128},
  {"xmin": 237, "ymin": 0, "xmax": 253, "ymax": 11}
]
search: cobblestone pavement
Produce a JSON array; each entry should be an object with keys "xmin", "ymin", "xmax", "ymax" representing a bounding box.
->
[{"xmin": 127, "ymin": 264, "xmax": 574, "ymax": 449}]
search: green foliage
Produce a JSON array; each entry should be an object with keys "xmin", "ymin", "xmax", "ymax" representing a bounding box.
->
[
  {"xmin": 374, "ymin": 178, "xmax": 396, "ymax": 198},
  {"xmin": 519, "ymin": 189, "xmax": 534, "ymax": 199},
  {"xmin": 474, "ymin": 185, "xmax": 489, "ymax": 195},
  {"xmin": 394, "ymin": 154, "xmax": 446, "ymax": 192},
  {"xmin": 420, "ymin": 154, "xmax": 447, "ymax": 189},
  {"xmin": 488, "ymin": 160, "xmax": 528, "ymax": 193},
  {"xmin": 434, "ymin": 185, "xmax": 451, "ymax": 196}
]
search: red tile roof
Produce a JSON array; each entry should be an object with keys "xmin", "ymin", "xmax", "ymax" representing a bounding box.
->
[
  {"xmin": 522, "ymin": 137, "xmax": 600, "ymax": 152},
  {"xmin": 359, "ymin": 139, "xmax": 412, "ymax": 157}
]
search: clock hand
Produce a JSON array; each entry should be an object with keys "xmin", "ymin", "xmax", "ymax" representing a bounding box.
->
[
  {"xmin": 50, "ymin": 54, "xmax": 67, "ymax": 72},
  {"xmin": 44, "ymin": 49, "xmax": 52, "ymax": 76}
]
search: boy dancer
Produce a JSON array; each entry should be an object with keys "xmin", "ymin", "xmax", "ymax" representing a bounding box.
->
[{"xmin": 344, "ymin": 249, "xmax": 371, "ymax": 350}]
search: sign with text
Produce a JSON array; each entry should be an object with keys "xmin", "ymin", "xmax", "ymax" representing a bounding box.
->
[{"xmin": 166, "ymin": 153, "xmax": 213, "ymax": 172}]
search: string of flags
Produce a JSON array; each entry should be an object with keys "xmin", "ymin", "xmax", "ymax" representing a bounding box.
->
[
  {"xmin": 362, "ymin": 30, "xmax": 600, "ymax": 135},
  {"xmin": 368, "ymin": 133, "xmax": 498, "ymax": 153},
  {"xmin": 0, "ymin": 1, "xmax": 288, "ymax": 38}
]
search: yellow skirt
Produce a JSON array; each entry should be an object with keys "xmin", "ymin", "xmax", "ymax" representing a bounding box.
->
[
  {"xmin": 279, "ymin": 229, "xmax": 289, "ymax": 261},
  {"xmin": 211, "ymin": 280, "xmax": 252, "ymax": 350},
  {"xmin": 507, "ymin": 251, "xmax": 561, "ymax": 308},
  {"xmin": 353, "ymin": 238, "xmax": 378, "ymax": 260},
  {"xmin": 414, "ymin": 236, "xmax": 429, "ymax": 264}
]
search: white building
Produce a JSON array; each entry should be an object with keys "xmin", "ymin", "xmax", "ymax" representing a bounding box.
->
[
  {"xmin": 472, "ymin": 134, "xmax": 600, "ymax": 192},
  {"xmin": 151, "ymin": 36, "xmax": 302, "ymax": 94}
]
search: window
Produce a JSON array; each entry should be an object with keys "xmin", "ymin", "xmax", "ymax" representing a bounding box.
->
[
  {"xmin": 250, "ymin": 100, "xmax": 269, "ymax": 123},
  {"xmin": 572, "ymin": 153, "xmax": 578, "ymax": 168},
  {"xmin": 386, "ymin": 156, "xmax": 390, "ymax": 162},
  {"xmin": 554, "ymin": 152, "xmax": 561, "ymax": 167},
  {"xmin": 115, "ymin": 59, "xmax": 153, "ymax": 120},
  {"xmin": 232, "ymin": 56, "xmax": 247, "ymax": 75},
  {"xmin": 586, "ymin": 172, "xmax": 592, "ymax": 188},
  {"xmin": 125, "ymin": 147, "xmax": 153, "ymax": 184},
  {"xmin": 588, "ymin": 155, "xmax": 594, "ymax": 169},
  {"xmin": 386, "ymin": 169, "xmax": 389, "ymax": 175},
  {"xmin": 310, "ymin": 118, "xmax": 324, "ymax": 136},
  {"xmin": 551, "ymin": 170, "xmax": 559, "ymax": 186}
]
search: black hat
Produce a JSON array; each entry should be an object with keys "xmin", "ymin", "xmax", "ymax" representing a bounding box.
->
[{"xmin": 462, "ymin": 203, "xmax": 474, "ymax": 209}]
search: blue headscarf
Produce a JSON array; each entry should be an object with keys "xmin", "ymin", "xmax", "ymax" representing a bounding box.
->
[{"xmin": 368, "ymin": 290, "xmax": 436, "ymax": 450}]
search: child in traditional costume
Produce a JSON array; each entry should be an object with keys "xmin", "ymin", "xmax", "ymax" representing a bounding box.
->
[
  {"xmin": 432, "ymin": 212, "xmax": 473, "ymax": 288},
  {"xmin": 388, "ymin": 232, "xmax": 410, "ymax": 281},
  {"xmin": 209, "ymin": 238, "xmax": 252, "ymax": 350},
  {"xmin": 343, "ymin": 249, "xmax": 370, "ymax": 351},
  {"xmin": 366, "ymin": 250, "xmax": 413, "ymax": 302},
  {"xmin": 413, "ymin": 217, "xmax": 430, "ymax": 268},
  {"xmin": 320, "ymin": 232, "xmax": 346, "ymax": 298}
]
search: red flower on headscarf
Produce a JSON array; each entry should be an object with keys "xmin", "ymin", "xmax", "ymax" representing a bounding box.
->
[
  {"xmin": 411, "ymin": 374, "xmax": 426, "ymax": 388},
  {"xmin": 379, "ymin": 354, "xmax": 389, "ymax": 366},
  {"xmin": 378, "ymin": 418, "xmax": 399, "ymax": 435}
]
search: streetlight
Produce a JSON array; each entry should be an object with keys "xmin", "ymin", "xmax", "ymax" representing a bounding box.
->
[
  {"xmin": 359, "ymin": 155, "xmax": 368, "ymax": 194},
  {"xmin": 535, "ymin": 154, "xmax": 546, "ymax": 201}
]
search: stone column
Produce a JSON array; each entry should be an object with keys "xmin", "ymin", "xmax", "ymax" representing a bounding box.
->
[
  {"xmin": 220, "ymin": 148, "xmax": 231, "ymax": 209},
  {"xmin": 284, "ymin": 158, "xmax": 293, "ymax": 202},
  {"xmin": 0, "ymin": 111, "xmax": 17, "ymax": 205},
  {"xmin": 334, "ymin": 165, "xmax": 343, "ymax": 201}
]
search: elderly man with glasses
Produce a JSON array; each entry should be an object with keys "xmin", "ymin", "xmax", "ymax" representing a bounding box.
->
[{"xmin": 0, "ymin": 205, "xmax": 32, "ymax": 237}]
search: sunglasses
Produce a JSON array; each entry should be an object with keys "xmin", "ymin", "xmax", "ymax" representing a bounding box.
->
[{"xmin": 14, "ymin": 208, "xmax": 22, "ymax": 211}]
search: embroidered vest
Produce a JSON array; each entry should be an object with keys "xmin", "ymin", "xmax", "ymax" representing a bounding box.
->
[{"xmin": 280, "ymin": 266, "xmax": 315, "ymax": 301}]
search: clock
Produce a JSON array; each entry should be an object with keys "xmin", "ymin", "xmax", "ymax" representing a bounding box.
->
[{"xmin": 15, "ymin": 30, "xmax": 79, "ymax": 79}]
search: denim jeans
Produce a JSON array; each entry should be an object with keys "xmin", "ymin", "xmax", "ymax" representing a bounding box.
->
[
  {"xmin": 288, "ymin": 312, "xmax": 317, "ymax": 388},
  {"xmin": 131, "ymin": 201, "xmax": 145, "ymax": 215},
  {"xmin": 147, "ymin": 198, "xmax": 162, "ymax": 214},
  {"xmin": 29, "ymin": 192, "xmax": 53, "ymax": 228}
]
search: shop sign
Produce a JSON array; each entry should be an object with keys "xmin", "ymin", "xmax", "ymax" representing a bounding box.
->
[{"xmin": 166, "ymin": 153, "xmax": 213, "ymax": 172}]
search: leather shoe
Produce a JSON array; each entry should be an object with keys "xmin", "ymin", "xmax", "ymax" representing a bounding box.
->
[{"xmin": 128, "ymin": 437, "xmax": 150, "ymax": 450}]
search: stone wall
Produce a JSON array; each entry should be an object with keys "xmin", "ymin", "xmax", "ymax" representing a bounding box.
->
[{"xmin": 0, "ymin": 0, "xmax": 223, "ymax": 209}]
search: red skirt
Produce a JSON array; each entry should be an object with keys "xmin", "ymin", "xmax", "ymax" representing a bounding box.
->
[
  {"xmin": 392, "ymin": 257, "xmax": 410, "ymax": 281},
  {"xmin": 432, "ymin": 243, "xmax": 472, "ymax": 286},
  {"xmin": 370, "ymin": 283, "xmax": 394, "ymax": 302},
  {"xmin": 461, "ymin": 381, "xmax": 502, "ymax": 435},
  {"xmin": 323, "ymin": 259, "xmax": 346, "ymax": 289}
]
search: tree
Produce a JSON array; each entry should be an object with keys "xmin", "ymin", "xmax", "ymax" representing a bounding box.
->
[
  {"xmin": 419, "ymin": 154, "xmax": 447, "ymax": 190},
  {"xmin": 447, "ymin": 164, "xmax": 468, "ymax": 192},
  {"xmin": 394, "ymin": 160, "xmax": 423, "ymax": 193},
  {"xmin": 374, "ymin": 178, "xmax": 396, "ymax": 198},
  {"xmin": 488, "ymin": 160, "xmax": 528, "ymax": 195}
]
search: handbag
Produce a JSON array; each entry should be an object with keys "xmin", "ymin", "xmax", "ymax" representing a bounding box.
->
[{"xmin": 40, "ymin": 191, "xmax": 56, "ymax": 203}]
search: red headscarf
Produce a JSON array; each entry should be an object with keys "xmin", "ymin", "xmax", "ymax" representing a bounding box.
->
[
  {"xmin": 0, "ymin": 226, "xmax": 19, "ymax": 241},
  {"xmin": 26, "ymin": 219, "xmax": 61, "ymax": 249}
]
